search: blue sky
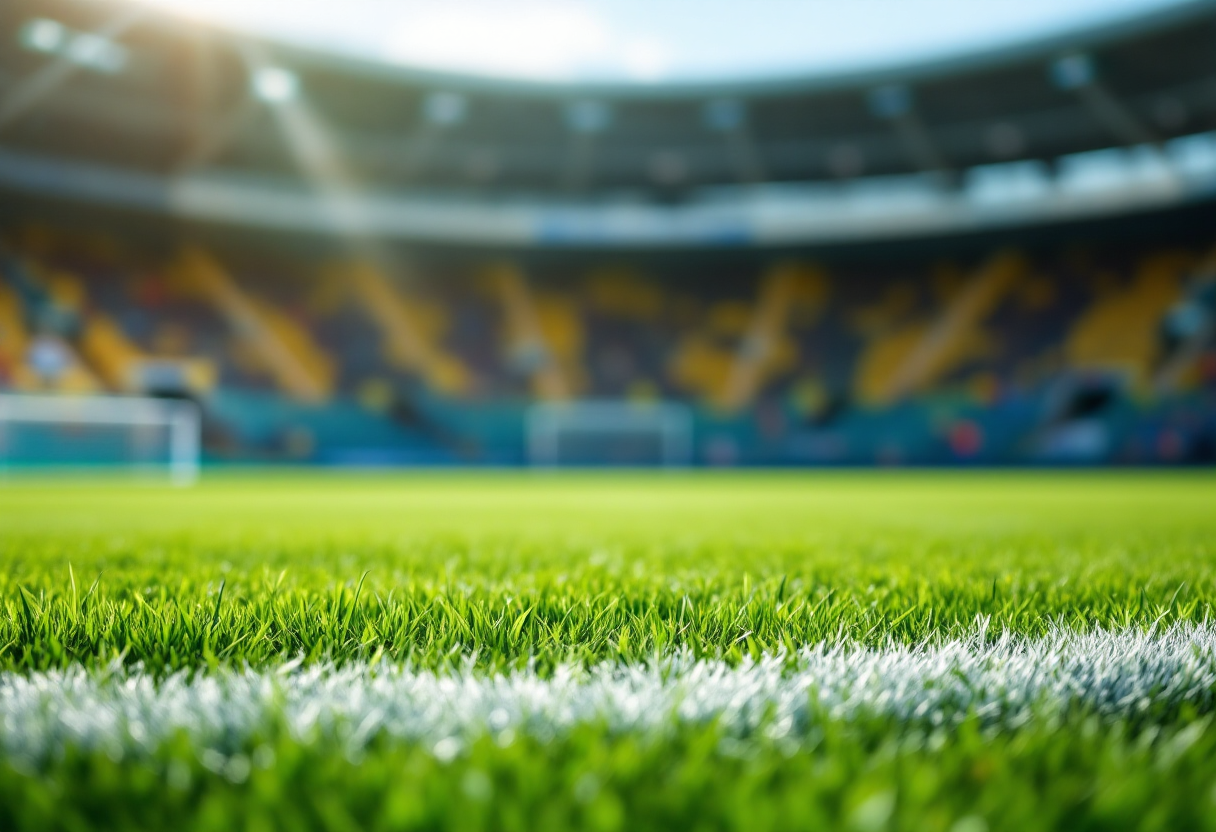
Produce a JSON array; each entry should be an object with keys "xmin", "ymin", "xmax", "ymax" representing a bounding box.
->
[{"xmin": 138, "ymin": 0, "xmax": 1193, "ymax": 84}]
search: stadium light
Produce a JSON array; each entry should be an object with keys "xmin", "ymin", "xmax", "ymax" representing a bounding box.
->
[
  {"xmin": 564, "ymin": 99, "xmax": 612, "ymax": 134},
  {"xmin": 18, "ymin": 18, "xmax": 128, "ymax": 74},
  {"xmin": 66, "ymin": 33, "xmax": 128, "ymax": 74},
  {"xmin": 19, "ymin": 19, "xmax": 67, "ymax": 53},
  {"xmin": 423, "ymin": 91, "xmax": 467, "ymax": 126},
  {"xmin": 252, "ymin": 66, "xmax": 299, "ymax": 103}
]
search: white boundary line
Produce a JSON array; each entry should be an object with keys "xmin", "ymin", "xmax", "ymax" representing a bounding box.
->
[{"xmin": 2, "ymin": 624, "xmax": 1214, "ymax": 762}]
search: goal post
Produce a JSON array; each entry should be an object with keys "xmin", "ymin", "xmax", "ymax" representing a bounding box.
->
[
  {"xmin": 526, "ymin": 400, "xmax": 694, "ymax": 467},
  {"xmin": 0, "ymin": 393, "xmax": 201, "ymax": 485}
]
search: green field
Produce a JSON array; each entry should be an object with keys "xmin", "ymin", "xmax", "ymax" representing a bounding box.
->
[{"xmin": 3, "ymin": 471, "xmax": 1216, "ymax": 831}]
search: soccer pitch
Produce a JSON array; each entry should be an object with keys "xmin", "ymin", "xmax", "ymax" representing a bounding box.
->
[{"xmin": 2, "ymin": 471, "xmax": 1216, "ymax": 831}]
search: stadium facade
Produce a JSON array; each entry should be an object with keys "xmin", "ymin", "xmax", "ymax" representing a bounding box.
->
[{"xmin": 0, "ymin": 0, "xmax": 1214, "ymax": 467}]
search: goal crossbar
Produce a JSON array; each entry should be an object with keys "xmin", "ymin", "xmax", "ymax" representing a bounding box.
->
[
  {"xmin": 527, "ymin": 400, "xmax": 693, "ymax": 467},
  {"xmin": 0, "ymin": 393, "xmax": 201, "ymax": 485}
]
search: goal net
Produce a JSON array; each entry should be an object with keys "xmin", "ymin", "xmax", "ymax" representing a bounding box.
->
[
  {"xmin": 0, "ymin": 393, "xmax": 201, "ymax": 484},
  {"xmin": 526, "ymin": 400, "xmax": 694, "ymax": 467}
]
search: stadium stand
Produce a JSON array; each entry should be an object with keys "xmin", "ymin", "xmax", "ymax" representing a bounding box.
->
[{"xmin": 0, "ymin": 218, "xmax": 1213, "ymax": 466}]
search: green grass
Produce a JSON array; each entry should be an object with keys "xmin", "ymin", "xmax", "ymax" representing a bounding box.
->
[
  {"xmin": 3, "ymin": 470, "xmax": 1216, "ymax": 830},
  {"xmin": 3, "ymin": 471, "xmax": 1215, "ymax": 672},
  {"xmin": 9, "ymin": 712, "xmax": 1216, "ymax": 832}
]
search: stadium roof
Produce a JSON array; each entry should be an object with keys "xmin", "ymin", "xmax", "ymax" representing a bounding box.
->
[
  {"xmin": 2, "ymin": 0, "xmax": 1216, "ymax": 246},
  {"xmin": 135, "ymin": 0, "xmax": 1199, "ymax": 90}
]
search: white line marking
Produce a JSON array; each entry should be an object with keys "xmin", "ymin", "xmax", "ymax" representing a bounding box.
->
[{"xmin": 3, "ymin": 624, "xmax": 1215, "ymax": 763}]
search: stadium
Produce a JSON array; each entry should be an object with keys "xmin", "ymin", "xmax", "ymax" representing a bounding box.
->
[{"xmin": 1, "ymin": 0, "xmax": 1215, "ymax": 829}]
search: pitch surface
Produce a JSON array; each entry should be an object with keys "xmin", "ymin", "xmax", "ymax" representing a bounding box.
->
[{"xmin": 2, "ymin": 471, "xmax": 1215, "ymax": 830}]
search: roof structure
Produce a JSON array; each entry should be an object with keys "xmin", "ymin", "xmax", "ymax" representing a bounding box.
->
[{"xmin": 1, "ymin": 0, "xmax": 1215, "ymax": 246}]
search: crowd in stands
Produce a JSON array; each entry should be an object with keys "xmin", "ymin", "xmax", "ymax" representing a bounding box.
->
[{"xmin": 1, "ymin": 223, "xmax": 1214, "ymax": 465}]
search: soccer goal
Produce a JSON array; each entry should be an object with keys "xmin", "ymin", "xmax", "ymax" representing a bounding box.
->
[
  {"xmin": 526, "ymin": 400, "xmax": 694, "ymax": 467},
  {"xmin": 0, "ymin": 393, "xmax": 201, "ymax": 485}
]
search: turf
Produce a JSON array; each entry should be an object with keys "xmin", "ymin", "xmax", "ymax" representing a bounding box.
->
[{"xmin": 2, "ymin": 470, "xmax": 1216, "ymax": 830}]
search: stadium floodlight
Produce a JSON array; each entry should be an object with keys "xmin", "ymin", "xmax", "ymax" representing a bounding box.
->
[
  {"xmin": 19, "ymin": 19, "xmax": 67, "ymax": 53},
  {"xmin": 527, "ymin": 401, "xmax": 693, "ymax": 467},
  {"xmin": 1052, "ymin": 54, "xmax": 1094, "ymax": 90},
  {"xmin": 65, "ymin": 33, "xmax": 128, "ymax": 74},
  {"xmin": 564, "ymin": 100, "xmax": 612, "ymax": 134},
  {"xmin": 423, "ymin": 91, "xmax": 467, "ymax": 126},
  {"xmin": 703, "ymin": 98, "xmax": 746, "ymax": 132},
  {"xmin": 19, "ymin": 18, "xmax": 127, "ymax": 74},
  {"xmin": 252, "ymin": 66, "xmax": 300, "ymax": 103},
  {"xmin": 0, "ymin": 393, "xmax": 201, "ymax": 485}
]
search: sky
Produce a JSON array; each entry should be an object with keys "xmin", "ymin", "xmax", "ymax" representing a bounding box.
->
[{"xmin": 133, "ymin": 0, "xmax": 1192, "ymax": 85}]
